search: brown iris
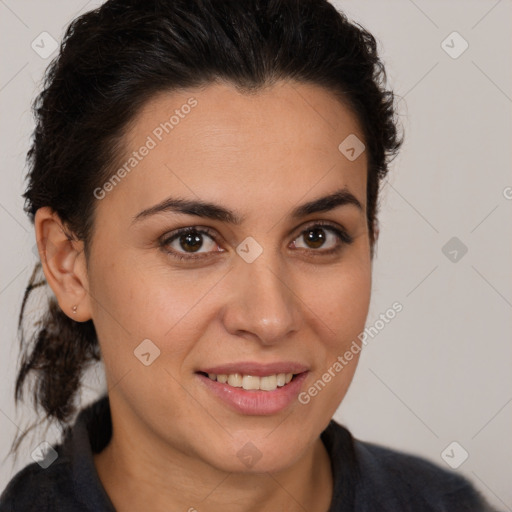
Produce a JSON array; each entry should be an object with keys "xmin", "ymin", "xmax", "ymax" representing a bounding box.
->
[
  {"xmin": 179, "ymin": 231, "xmax": 204, "ymax": 252},
  {"xmin": 304, "ymin": 227, "xmax": 326, "ymax": 249}
]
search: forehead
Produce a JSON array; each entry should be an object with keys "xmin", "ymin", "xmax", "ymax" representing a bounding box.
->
[
  {"xmin": 98, "ymin": 80, "xmax": 368, "ymax": 221},
  {"xmin": 131, "ymin": 80, "xmax": 364, "ymax": 152}
]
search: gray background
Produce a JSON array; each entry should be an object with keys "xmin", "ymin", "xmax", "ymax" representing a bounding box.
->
[{"xmin": 1, "ymin": 1, "xmax": 511, "ymax": 509}]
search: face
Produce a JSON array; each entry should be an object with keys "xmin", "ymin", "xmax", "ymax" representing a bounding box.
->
[{"xmin": 74, "ymin": 80, "xmax": 371, "ymax": 472}]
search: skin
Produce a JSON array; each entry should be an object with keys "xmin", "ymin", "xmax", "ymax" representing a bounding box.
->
[{"xmin": 35, "ymin": 80, "xmax": 373, "ymax": 512}]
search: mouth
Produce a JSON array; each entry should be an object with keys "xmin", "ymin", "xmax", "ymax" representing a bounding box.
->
[
  {"xmin": 196, "ymin": 371, "xmax": 301, "ymax": 392},
  {"xmin": 194, "ymin": 365, "xmax": 310, "ymax": 415}
]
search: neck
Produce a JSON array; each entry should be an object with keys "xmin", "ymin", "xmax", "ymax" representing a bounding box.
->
[{"xmin": 93, "ymin": 412, "xmax": 333, "ymax": 512}]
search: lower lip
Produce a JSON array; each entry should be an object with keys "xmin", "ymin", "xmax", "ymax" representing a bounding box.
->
[{"xmin": 196, "ymin": 372, "xmax": 309, "ymax": 415}]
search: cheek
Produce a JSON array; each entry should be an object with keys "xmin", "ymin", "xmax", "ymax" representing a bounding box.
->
[
  {"xmin": 300, "ymin": 255, "xmax": 370, "ymax": 408},
  {"xmin": 302, "ymin": 265, "xmax": 370, "ymax": 416},
  {"xmin": 90, "ymin": 250, "xmax": 196, "ymax": 332},
  {"xmin": 310, "ymin": 257, "xmax": 372, "ymax": 345}
]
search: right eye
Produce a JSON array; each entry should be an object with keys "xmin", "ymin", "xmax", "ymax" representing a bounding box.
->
[{"xmin": 159, "ymin": 226, "xmax": 224, "ymax": 261}]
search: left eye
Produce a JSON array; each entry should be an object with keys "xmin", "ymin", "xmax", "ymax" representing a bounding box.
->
[
  {"xmin": 292, "ymin": 225, "xmax": 346, "ymax": 251},
  {"xmin": 160, "ymin": 223, "xmax": 352, "ymax": 261}
]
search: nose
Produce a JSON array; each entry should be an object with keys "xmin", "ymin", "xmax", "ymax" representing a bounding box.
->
[{"xmin": 221, "ymin": 252, "xmax": 303, "ymax": 346}]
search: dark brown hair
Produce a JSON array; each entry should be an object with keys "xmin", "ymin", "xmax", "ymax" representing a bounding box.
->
[{"xmin": 11, "ymin": 0, "xmax": 403, "ymax": 457}]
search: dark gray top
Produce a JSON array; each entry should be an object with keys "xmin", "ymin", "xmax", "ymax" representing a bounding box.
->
[{"xmin": 0, "ymin": 395, "xmax": 500, "ymax": 511}]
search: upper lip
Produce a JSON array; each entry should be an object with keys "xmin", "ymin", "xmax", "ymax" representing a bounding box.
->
[{"xmin": 197, "ymin": 362, "xmax": 310, "ymax": 377}]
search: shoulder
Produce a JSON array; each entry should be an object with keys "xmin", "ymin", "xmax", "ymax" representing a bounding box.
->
[
  {"xmin": 353, "ymin": 437, "xmax": 498, "ymax": 511},
  {"xmin": 0, "ymin": 395, "xmax": 112, "ymax": 512},
  {"xmin": 323, "ymin": 420, "xmax": 499, "ymax": 511},
  {"xmin": 0, "ymin": 449, "xmax": 74, "ymax": 512}
]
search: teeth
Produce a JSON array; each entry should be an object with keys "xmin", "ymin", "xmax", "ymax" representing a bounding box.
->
[
  {"xmin": 227, "ymin": 373, "xmax": 242, "ymax": 387},
  {"xmin": 259, "ymin": 375, "xmax": 277, "ymax": 391},
  {"xmin": 242, "ymin": 375, "xmax": 261, "ymax": 390},
  {"xmin": 205, "ymin": 372, "xmax": 296, "ymax": 391}
]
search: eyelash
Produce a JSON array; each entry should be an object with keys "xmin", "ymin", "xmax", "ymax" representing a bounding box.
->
[{"xmin": 159, "ymin": 222, "xmax": 353, "ymax": 262}]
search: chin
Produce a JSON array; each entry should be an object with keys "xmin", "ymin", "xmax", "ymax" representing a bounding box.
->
[{"xmin": 199, "ymin": 433, "xmax": 307, "ymax": 475}]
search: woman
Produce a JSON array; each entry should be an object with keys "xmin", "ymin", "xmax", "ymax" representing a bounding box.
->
[{"xmin": 0, "ymin": 0, "xmax": 499, "ymax": 510}]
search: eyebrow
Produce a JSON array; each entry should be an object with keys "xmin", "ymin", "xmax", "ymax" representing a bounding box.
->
[{"xmin": 131, "ymin": 187, "xmax": 363, "ymax": 226}]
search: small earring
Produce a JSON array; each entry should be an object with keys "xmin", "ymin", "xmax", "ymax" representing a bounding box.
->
[{"xmin": 72, "ymin": 305, "xmax": 78, "ymax": 314}]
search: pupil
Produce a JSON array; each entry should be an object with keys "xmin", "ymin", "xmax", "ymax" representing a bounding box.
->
[
  {"xmin": 181, "ymin": 232, "xmax": 203, "ymax": 252},
  {"xmin": 178, "ymin": 229, "xmax": 326, "ymax": 253},
  {"xmin": 306, "ymin": 228, "xmax": 325, "ymax": 249}
]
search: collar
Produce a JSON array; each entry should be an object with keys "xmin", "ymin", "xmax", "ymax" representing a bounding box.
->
[{"xmin": 62, "ymin": 394, "xmax": 358, "ymax": 511}]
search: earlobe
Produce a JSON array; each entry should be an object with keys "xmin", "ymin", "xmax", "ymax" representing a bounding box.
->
[
  {"xmin": 370, "ymin": 222, "xmax": 380, "ymax": 260},
  {"xmin": 34, "ymin": 207, "xmax": 93, "ymax": 322}
]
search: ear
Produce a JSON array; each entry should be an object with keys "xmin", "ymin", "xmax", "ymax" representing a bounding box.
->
[
  {"xmin": 34, "ymin": 207, "xmax": 93, "ymax": 322},
  {"xmin": 374, "ymin": 224, "xmax": 380, "ymax": 243},
  {"xmin": 370, "ymin": 220, "xmax": 380, "ymax": 260}
]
